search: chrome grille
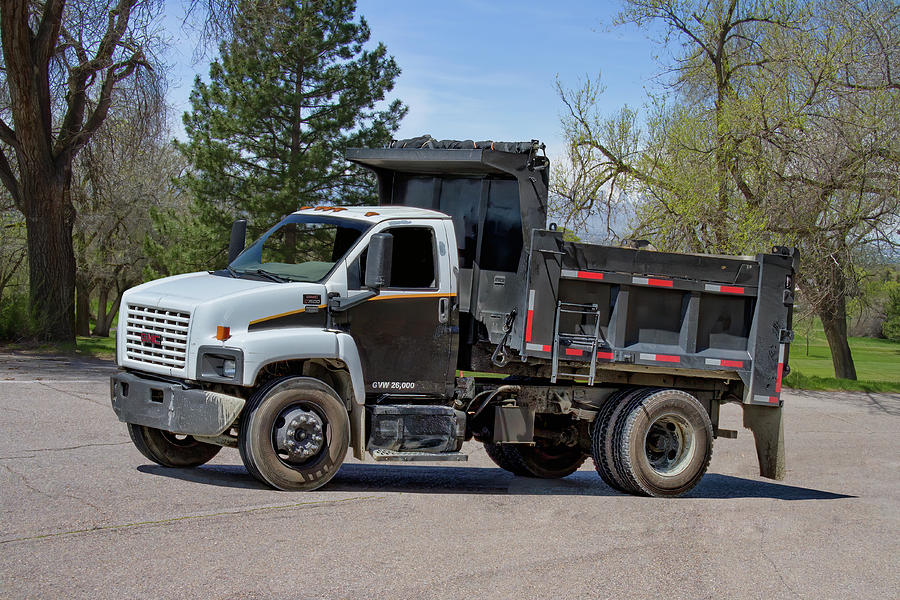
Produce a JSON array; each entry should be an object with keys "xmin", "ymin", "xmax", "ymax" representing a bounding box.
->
[{"xmin": 124, "ymin": 304, "xmax": 190, "ymax": 369}]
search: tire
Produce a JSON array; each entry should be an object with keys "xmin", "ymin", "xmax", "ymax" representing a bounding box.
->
[
  {"xmin": 502, "ymin": 441, "xmax": 587, "ymax": 479},
  {"xmin": 612, "ymin": 388, "xmax": 714, "ymax": 497},
  {"xmin": 482, "ymin": 441, "xmax": 530, "ymax": 476},
  {"xmin": 591, "ymin": 388, "xmax": 651, "ymax": 493},
  {"xmin": 239, "ymin": 377, "xmax": 349, "ymax": 491},
  {"xmin": 127, "ymin": 423, "xmax": 221, "ymax": 468}
]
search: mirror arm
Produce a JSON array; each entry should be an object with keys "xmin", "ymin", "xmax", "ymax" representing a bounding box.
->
[{"xmin": 329, "ymin": 288, "xmax": 379, "ymax": 312}]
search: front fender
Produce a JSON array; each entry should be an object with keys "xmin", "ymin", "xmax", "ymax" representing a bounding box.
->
[{"xmin": 236, "ymin": 327, "xmax": 367, "ymax": 460}]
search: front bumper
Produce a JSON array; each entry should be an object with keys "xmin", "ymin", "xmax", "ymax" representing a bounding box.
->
[{"xmin": 110, "ymin": 371, "xmax": 245, "ymax": 436}]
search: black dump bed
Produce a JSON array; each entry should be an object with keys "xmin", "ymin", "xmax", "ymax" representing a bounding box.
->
[{"xmin": 522, "ymin": 230, "xmax": 798, "ymax": 407}]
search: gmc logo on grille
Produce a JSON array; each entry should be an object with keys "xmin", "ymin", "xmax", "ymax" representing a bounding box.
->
[{"xmin": 140, "ymin": 333, "xmax": 162, "ymax": 346}]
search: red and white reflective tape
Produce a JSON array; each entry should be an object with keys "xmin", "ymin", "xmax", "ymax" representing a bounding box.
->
[
  {"xmin": 754, "ymin": 395, "xmax": 781, "ymax": 405},
  {"xmin": 639, "ymin": 353, "xmax": 681, "ymax": 363},
  {"xmin": 632, "ymin": 276, "xmax": 673, "ymax": 288},
  {"xmin": 704, "ymin": 283, "xmax": 746, "ymax": 294},
  {"xmin": 526, "ymin": 343, "xmax": 551, "ymax": 353},
  {"xmin": 562, "ymin": 347, "xmax": 614, "ymax": 360},
  {"xmin": 561, "ymin": 269, "xmax": 604, "ymax": 281},
  {"xmin": 775, "ymin": 343, "xmax": 786, "ymax": 393},
  {"xmin": 525, "ymin": 289, "xmax": 535, "ymax": 342},
  {"xmin": 705, "ymin": 358, "xmax": 744, "ymax": 368}
]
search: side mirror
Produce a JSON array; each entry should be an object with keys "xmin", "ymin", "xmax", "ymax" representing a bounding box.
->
[
  {"xmin": 228, "ymin": 219, "xmax": 247, "ymax": 264},
  {"xmin": 365, "ymin": 233, "xmax": 393, "ymax": 290}
]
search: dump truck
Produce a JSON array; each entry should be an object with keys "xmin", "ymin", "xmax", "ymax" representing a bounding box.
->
[{"xmin": 110, "ymin": 136, "xmax": 797, "ymax": 497}]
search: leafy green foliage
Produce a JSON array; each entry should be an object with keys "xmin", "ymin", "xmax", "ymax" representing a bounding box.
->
[
  {"xmin": 0, "ymin": 291, "xmax": 36, "ymax": 341},
  {"xmin": 143, "ymin": 204, "xmax": 228, "ymax": 279},
  {"xmin": 176, "ymin": 0, "xmax": 406, "ymax": 269},
  {"xmin": 883, "ymin": 287, "xmax": 900, "ymax": 342}
]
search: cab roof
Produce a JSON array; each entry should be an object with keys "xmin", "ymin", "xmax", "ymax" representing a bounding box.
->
[{"xmin": 291, "ymin": 205, "xmax": 449, "ymax": 223}]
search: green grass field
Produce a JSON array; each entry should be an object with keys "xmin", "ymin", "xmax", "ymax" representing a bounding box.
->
[
  {"xmin": 76, "ymin": 335, "xmax": 116, "ymax": 359},
  {"xmin": 785, "ymin": 320, "xmax": 900, "ymax": 392}
]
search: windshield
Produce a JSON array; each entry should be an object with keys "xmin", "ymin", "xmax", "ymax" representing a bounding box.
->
[{"xmin": 230, "ymin": 214, "xmax": 371, "ymax": 282}]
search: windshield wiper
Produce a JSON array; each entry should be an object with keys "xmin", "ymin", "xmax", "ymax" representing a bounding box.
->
[
  {"xmin": 225, "ymin": 265, "xmax": 240, "ymax": 278},
  {"xmin": 249, "ymin": 269, "xmax": 289, "ymax": 283}
]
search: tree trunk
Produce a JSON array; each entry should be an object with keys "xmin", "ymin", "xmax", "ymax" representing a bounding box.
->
[
  {"xmin": 92, "ymin": 286, "xmax": 109, "ymax": 337},
  {"xmin": 93, "ymin": 284, "xmax": 124, "ymax": 338},
  {"xmin": 75, "ymin": 281, "xmax": 92, "ymax": 337},
  {"xmin": 819, "ymin": 302, "xmax": 857, "ymax": 380},
  {"xmin": 24, "ymin": 177, "xmax": 76, "ymax": 343}
]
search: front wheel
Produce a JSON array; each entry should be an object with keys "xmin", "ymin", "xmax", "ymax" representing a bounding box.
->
[
  {"xmin": 239, "ymin": 377, "xmax": 349, "ymax": 491},
  {"xmin": 127, "ymin": 424, "xmax": 221, "ymax": 468}
]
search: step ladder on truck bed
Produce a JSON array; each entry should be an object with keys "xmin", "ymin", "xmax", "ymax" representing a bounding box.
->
[{"xmin": 550, "ymin": 301, "xmax": 609, "ymax": 386}]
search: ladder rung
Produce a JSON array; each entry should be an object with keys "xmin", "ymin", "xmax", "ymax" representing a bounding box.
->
[{"xmin": 552, "ymin": 299, "xmax": 604, "ymax": 387}]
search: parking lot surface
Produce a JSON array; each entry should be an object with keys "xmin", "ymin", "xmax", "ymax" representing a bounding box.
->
[{"xmin": 1, "ymin": 352, "xmax": 898, "ymax": 599}]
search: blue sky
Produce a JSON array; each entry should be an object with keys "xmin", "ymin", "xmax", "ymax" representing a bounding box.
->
[{"xmin": 161, "ymin": 0, "xmax": 663, "ymax": 156}]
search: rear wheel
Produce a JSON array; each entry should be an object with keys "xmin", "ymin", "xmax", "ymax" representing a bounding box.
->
[
  {"xmin": 127, "ymin": 424, "xmax": 221, "ymax": 468},
  {"xmin": 482, "ymin": 441, "xmax": 530, "ymax": 476},
  {"xmin": 613, "ymin": 389, "xmax": 713, "ymax": 497},
  {"xmin": 503, "ymin": 441, "xmax": 586, "ymax": 479},
  {"xmin": 239, "ymin": 377, "xmax": 349, "ymax": 491},
  {"xmin": 591, "ymin": 388, "xmax": 651, "ymax": 493}
]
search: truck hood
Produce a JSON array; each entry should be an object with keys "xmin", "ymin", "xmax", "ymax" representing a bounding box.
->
[
  {"xmin": 122, "ymin": 271, "xmax": 329, "ymax": 330},
  {"xmin": 125, "ymin": 271, "xmax": 273, "ymax": 307},
  {"xmin": 118, "ymin": 271, "xmax": 332, "ymax": 378}
]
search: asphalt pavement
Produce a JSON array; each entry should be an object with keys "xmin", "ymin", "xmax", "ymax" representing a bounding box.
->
[{"xmin": 1, "ymin": 351, "xmax": 898, "ymax": 599}]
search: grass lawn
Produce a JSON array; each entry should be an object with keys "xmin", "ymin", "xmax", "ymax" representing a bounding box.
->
[
  {"xmin": 786, "ymin": 320, "xmax": 900, "ymax": 392},
  {"xmin": 76, "ymin": 335, "xmax": 116, "ymax": 359},
  {"xmin": 0, "ymin": 335, "xmax": 116, "ymax": 360}
]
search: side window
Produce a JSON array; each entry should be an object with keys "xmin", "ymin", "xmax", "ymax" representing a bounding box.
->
[
  {"xmin": 387, "ymin": 227, "xmax": 437, "ymax": 288},
  {"xmin": 348, "ymin": 226, "xmax": 438, "ymax": 289}
]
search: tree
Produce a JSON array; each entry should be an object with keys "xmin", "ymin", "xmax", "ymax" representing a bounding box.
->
[
  {"xmin": 884, "ymin": 287, "xmax": 900, "ymax": 341},
  {"xmin": 556, "ymin": 0, "xmax": 900, "ymax": 379},
  {"xmin": 72, "ymin": 96, "xmax": 184, "ymax": 337},
  {"xmin": 177, "ymin": 0, "xmax": 406, "ymax": 263},
  {"xmin": 0, "ymin": 0, "xmax": 164, "ymax": 342}
]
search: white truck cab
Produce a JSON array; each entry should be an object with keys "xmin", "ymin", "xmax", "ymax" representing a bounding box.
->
[{"xmin": 113, "ymin": 206, "xmax": 462, "ymax": 486}]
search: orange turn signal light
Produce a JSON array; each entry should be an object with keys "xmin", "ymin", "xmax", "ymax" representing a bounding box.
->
[{"xmin": 216, "ymin": 326, "xmax": 231, "ymax": 341}]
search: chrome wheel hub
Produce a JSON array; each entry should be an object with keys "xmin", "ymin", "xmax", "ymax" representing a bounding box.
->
[
  {"xmin": 644, "ymin": 413, "xmax": 695, "ymax": 476},
  {"xmin": 275, "ymin": 407, "xmax": 325, "ymax": 463}
]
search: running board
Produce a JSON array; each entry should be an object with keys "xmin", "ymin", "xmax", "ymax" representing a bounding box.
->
[{"xmin": 370, "ymin": 449, "xmax": 468, "ymax": 462}]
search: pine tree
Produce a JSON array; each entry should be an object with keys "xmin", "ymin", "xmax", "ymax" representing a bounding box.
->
[{"xmin": 177, "ymin": 0, "xmax": 406, "ymax": 257}]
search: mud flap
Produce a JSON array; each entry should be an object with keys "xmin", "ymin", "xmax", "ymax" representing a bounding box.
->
[{"xmin": 742, "ymin": 405, "xmax": 785, "ymax": 480}]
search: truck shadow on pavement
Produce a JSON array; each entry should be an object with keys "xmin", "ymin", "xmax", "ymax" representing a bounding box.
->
[{"xmin": 138, "ymin": 463, "xmax": 854, "ymax": 500}]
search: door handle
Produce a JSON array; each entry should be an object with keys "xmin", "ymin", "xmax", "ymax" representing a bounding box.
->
[{"xmin": 438, "ymin": 297, "xmax": 450, "ymax": 323}]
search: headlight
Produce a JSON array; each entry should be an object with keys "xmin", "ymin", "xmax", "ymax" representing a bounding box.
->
[{"xmin": 196, "ymin": 346, "xmax": 243, "ymax": 383}]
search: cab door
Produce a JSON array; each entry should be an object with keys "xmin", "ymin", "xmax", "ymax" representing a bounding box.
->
[{"xmin": 341, "ymin": 222, "xmax": 456, "ymax": 398}]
